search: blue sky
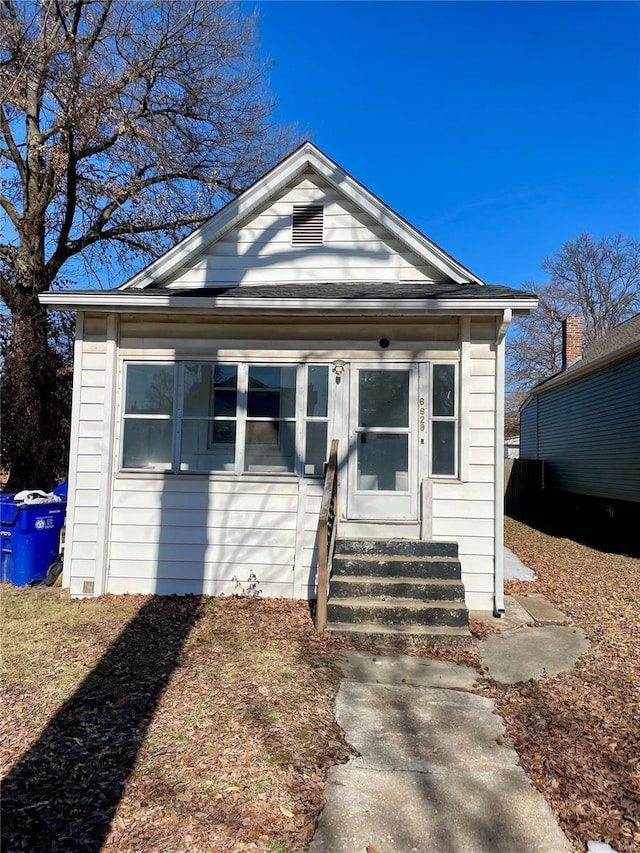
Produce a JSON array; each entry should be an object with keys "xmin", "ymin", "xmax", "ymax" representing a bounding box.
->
[{"xmin": 246, "ymin": 0, "xmax": 640, "ymax": 289}]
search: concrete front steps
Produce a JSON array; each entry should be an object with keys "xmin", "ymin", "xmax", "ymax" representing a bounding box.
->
[{"xmin": 326, "ymin": 538, "xmax": 472, "ymax": 648}]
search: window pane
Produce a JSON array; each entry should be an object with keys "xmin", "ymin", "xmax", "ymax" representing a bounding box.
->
[
  {"xmin": 305, "ymin": 421, "xmax": 328, "ymax": 476},
  {"xmin": 432, "ymin": 421, "xmax": 456, "ymax": 475},
  {"xmin": 125, "ymin": 365, "xmax": 174, "ymax": 414},
  {"xmin": 122, "ymin": 419, "xmax": 173, "ymax": 469},
  {"xmin": 248, "ymin": 366, "xmax": 296, "ymax": 418},
  {"xmin": 358, "ymin": 370, "xmax": 409, "ymax": 428},
  {"xmin": 180, "ymin": 419, "xmax": 236, "ymax": 471},
  {"xmin": 183, "ymin": 364, "xmax": 237, "ymax": 417},
  {"xmin": 183, "ymin": 364, "xmax": 212, "ymax": 416},
  {"xmin": 433, "ymin": 365, "xmax": 455, "ymax": 417},
  {"xmin": 307, "ymin": 366, "xmax": 328, "ymax": 417},
  {"xmin": 357, "ymin": 433, "xmax": 408, "ymax": 491},
  {"xmin": 245, "ymin": 421, "xmax": 295, "ymax": 472},
  {"xmin": 213, "ymin": 366, "xmax": 238, "ymax": 416}
]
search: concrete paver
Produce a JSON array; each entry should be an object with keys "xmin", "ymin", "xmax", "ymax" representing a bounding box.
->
[
  {"xmin": 469, "ymin": 593, "xmax": 533, "ymax": 635},
  {"xmin": 337, "ymin": 650, "xmax": 478, "ymax": 691},
  {"xmin": 479, "ymin": 624, "xmax": 589, "ymax": 684},
  {"xmin": 311, "ymin": 765, "xmax": 572, "ymax": 853},
  {"xmin": 511, "ymin": 593, "xmax": 571, "ymax": 625},
  {"xmin": 310, "ymin": 650, "xmax": 573, "ymax": 853}
]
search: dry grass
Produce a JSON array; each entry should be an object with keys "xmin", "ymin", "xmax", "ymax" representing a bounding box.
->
[
  {"xmin": 495, "ymin": 518, "xmax": 640, "ymax": 853},
  {"xmin": 1, "ymin": 587, "xmax": 349, "ymax": 852}
]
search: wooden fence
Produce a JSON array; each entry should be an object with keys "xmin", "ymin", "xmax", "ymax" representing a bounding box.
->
[{"xmin": 504, "ymin": 458, "xmax": 546, "ymax": 517}]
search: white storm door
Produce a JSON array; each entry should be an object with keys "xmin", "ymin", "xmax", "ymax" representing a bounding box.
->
[{"xmin": 347, "ymin": 364, "xmax": 418, "ymax": 520}]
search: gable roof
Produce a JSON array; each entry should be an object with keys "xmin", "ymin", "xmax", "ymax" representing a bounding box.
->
[
  {"xmin": 120, "ymin": 141, "xmax": 484, "ymax": 291},
  {"xmin": 525, "ymin": 313, "xmax": 640, "ymax": 399}
]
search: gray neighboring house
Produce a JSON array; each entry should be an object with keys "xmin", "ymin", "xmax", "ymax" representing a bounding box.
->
[{"xmin": 520, "ymin": 315, "xmax": 640, "ymax": 533}]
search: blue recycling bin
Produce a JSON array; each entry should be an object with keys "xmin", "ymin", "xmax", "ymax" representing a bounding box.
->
[{"xmin": 0, "ymin": 496, "xmax": 66, "ymax": 586}]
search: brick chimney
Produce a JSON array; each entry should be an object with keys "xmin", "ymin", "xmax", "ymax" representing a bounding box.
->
[{"xmin": 562, "ymin": 316, "xmax": 583, "ymax": 370}]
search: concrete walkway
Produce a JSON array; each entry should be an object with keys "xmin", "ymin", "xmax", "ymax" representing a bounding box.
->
[
  {"xmin": 310, "ymin": 584, "xmax": 591, "ymax": 852},
  {"xmin": 310, "ymin": 651, "xmax": 574, "ymax": 852}
]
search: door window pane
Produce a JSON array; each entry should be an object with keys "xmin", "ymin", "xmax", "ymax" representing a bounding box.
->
[
  {"xmin": 122, "ymin": 419, "xmax": 173, "ymax": 469},
  {"xmin": 305, "ymin": 421, "xmax": 328, "ymax": 476},
  {"xmin": 357, "ymin": 433, "xmax": 408, "ymax": 491},
  {"xmin": 433, "ymin": 364, "xmax": 455, "ymax": 417},
  {"xmin": 358, "ymin": 370, "xmax": 409, "ymax": 428},
  {"xmin": 307, "ymin": 366, "xmax": 328, "ymax": 417},
  {"xmin": 432, "ymin": 421, "xmax": 456, "ymax": 475},
  {"xmin": 245, "ymin": 421, "xmax": 295, "ymax": 472},
  {"xmin": 125, "ymin": 365, "xmax": 174, "ymax": 414},
  {"xmin": 248, "ymin": 366, "xmax": 296, "ymax": 418}
]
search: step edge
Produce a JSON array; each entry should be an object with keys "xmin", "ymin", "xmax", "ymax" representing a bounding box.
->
[
  {"xmin": 328, "ymin": 597, "xmax": 468, "ymax": 609},
  {"xmin": 325, "ymin": 622, "xmax": 472, "ymax": 636}
]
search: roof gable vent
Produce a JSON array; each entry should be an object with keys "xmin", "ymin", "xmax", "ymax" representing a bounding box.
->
[{"xmin": 292, "ymin": 205, "xmax": 323, "ymax": 246}]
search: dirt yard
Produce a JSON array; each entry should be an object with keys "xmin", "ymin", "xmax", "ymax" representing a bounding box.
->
[
  {"xmin": 497, "ymin": 517, "xmax": 640, "ymax": 853},
  {"xmin": 2, "ymin": 522, "xmax": 638, "ymax": 852},
  {"xmin": 1, "ymin": 589, "xmax": 349, "ymax": 852}
]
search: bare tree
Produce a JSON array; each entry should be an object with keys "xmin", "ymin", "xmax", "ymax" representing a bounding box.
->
[
  {"xmin": 507, "ymin": 233, "xmax": 640, "ymax": 402},
  {"xmin": 1, "ymin": 0, "xmax": 294, "ymax": 489}
]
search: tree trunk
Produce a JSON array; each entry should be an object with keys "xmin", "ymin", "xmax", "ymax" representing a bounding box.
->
[{"xmin": 1, "ymin": 294, "xmax": 72, "ymax": 491}]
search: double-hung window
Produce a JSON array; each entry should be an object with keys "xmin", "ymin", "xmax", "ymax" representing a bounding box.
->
[
  {"xmin": 430, "ymin": 363, "xmax": 458, "ymax": 477},
  {"xmin": 122, "ymin": 364, "xmax": 175, "ymax": 470},
  {"xmin": 121, "ymin": 362, "xmax": 330, "ymax": 475}
]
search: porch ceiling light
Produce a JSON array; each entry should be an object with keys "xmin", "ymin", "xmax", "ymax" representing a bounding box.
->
[{"xmin": 331, "ymin": 359, "xmax": 346, "ymax": 377}]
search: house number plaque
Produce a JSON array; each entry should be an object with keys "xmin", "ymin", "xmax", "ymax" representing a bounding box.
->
[{"xmin": 419, "ymin": 398, "xmax": 426, "ymax": 431}]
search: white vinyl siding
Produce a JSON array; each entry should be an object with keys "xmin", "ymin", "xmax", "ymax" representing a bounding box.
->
[
  {"xmin": 431, "ymin": 342, "xmax": 496, "ymax": 610},
  {"xmin": 107, "ymin": 476, "xmax": 301, "ymax": 597},
  {"xmin": 64, "ymin": 315, "xmax": 112, "ymax": 597},
  {"xmin": 166, "ymin": 173, "xmax": 446, "ymax": 287}
]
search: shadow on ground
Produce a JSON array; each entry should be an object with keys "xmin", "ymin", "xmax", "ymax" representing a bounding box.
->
[
  {"xmin": 1, "ymin": 595, "xmax": 203, "ymax": 852},
  {"xmin": 510, "ymin": 509, "xmax": 639, "ymax": 558}
]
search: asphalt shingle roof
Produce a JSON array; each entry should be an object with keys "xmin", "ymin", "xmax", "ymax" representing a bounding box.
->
[
  {"xmin": 141, "ymin": 282, "xmax": 533, "ymax": 301},
  {"xmin": 578, "ymin": 313, "xmax": 640, "ymax": 367}
]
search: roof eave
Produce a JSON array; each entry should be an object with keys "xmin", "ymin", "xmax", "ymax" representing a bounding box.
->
[
  {"xmin": 39, "ymin": 291, "xmax": 538, "ymax": 316},
  {"xmin": 524, "ymin": 338, "xmax": 640, "ymax": 400}
]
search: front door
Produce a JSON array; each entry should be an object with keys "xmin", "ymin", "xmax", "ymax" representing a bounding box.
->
[{"xmin": 347, "ymin": 364, "xmax": 418, "ymax": 520}]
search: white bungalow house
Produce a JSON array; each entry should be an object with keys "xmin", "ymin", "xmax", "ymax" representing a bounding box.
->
[{"xmin": 41, "ymin": 142, "xmax": 537, "ymax": 630}]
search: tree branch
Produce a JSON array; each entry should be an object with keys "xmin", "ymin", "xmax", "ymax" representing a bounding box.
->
[
  {"xmin": 0, "ymin": 193, "xmax": 21, "ymax": 229},
  {"xmin": 1, "ymin": 106, "xmax": 26, "ymax": 189}
]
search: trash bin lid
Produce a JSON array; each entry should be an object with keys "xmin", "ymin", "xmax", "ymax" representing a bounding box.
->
[
  {"xmin": 0, "ymin": 498, "xmax": 20, "ymax": 527},
  {"xmin": 52, "ymin": 482, "xmax": 68, "ymax": 500}
]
